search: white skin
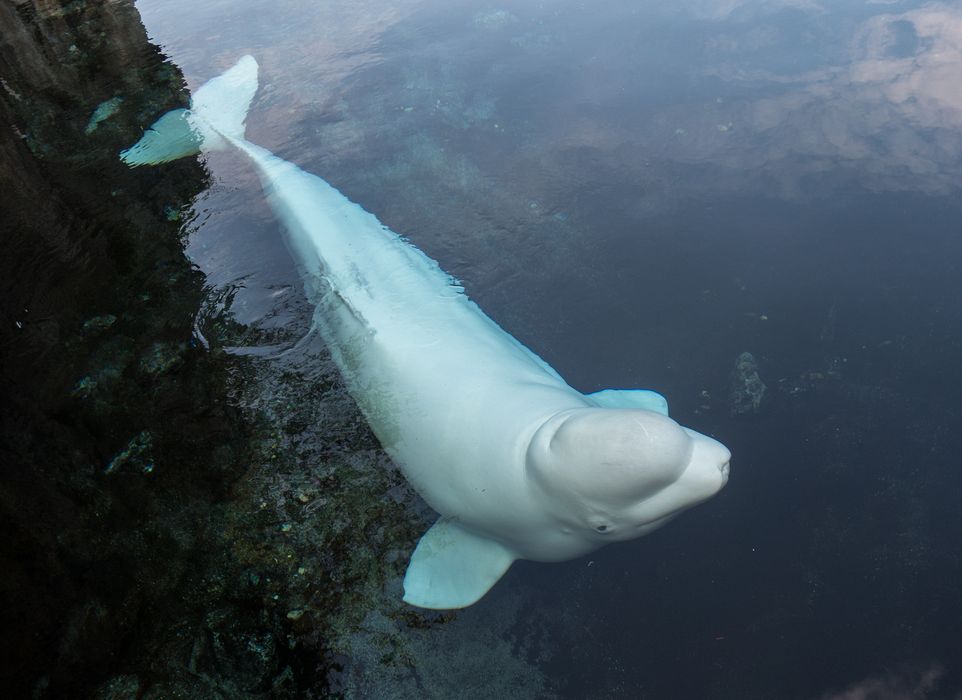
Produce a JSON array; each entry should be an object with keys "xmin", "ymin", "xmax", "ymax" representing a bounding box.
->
[
  {"xmin": 224, "ymin": 134, "xmax": 730, "ymax": 565},
  {"xmin": 122, "ymin": 57, "xmax": 731, "ymax": 599}
]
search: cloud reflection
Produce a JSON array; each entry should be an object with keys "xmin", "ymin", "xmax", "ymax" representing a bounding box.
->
[
  {"xmin": 507, "ymin": 1, "xmax": 962, "ymax": 204},
  {"xmin": 851, "ymin": 6, "xmax": 962, "ymax": 125},
  {"xmin": 711, "ymin": 3, "xmax": 962, "ymax": 195}
]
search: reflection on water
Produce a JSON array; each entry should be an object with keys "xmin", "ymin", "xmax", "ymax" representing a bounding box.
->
[{"xmin": 3, "ymin": 0, "xmax": 962, "ymax": 697}]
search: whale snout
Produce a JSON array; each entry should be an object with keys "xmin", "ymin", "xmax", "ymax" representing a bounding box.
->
[
  {"xmin": 709, "ymin": 443, "xmax": 731, "ymax": 488},
  {"xmin": 716, "ymin": 445, "xmax": 731, "ymax": 480},
  {"xmin": 682, "ymin": 428, "xmax": 731, "ymax": 493}
]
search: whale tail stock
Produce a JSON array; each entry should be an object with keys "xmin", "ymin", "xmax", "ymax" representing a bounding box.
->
[{"xmin": 120, "ymin": 55, "xmax": 259, "ymax": 166}]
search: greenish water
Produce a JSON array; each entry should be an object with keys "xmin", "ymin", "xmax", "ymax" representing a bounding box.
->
[{"xmin": 3, "ymin": 0, "xmax": 962, "ymax": 698}]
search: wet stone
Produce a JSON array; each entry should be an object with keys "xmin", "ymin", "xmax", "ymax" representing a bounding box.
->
[
  {"xmin": 94, "ymin": 674, "xmax": 141, "ymax": 700},
  {"xmin": 139, "ymin": 341, "xmax": 185, "ymax": 375},
  {"xmin": 104, "ymin": 431, "xmax": 154, "ymax": 475},
  {"xmin": 82, "ymin": 314, "xmax": 117, "ymax": 336},
  {"xmin": 195, "ymin": 608, "xmax": 283, "ymax": 693},
  {"xmin": 71, "ymin": 375, "xmax": 98, "ymax": 399}
]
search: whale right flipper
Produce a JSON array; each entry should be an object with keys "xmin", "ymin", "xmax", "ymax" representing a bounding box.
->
[
  {"xmin": 588, "ymin": 388, "xmax": 669, "ymax": 415},
  {"xmin": 403, "ymin": 518, "xmax": 517, "ymax": 610}
]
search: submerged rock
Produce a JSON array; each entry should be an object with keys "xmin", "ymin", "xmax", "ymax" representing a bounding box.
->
[
  {"xmin": 139, "ymin": 341, "xmax": 185, "ymax": 375},
  {"xmin": 82, "ymin": 313, "xmax": 117, "ymax": 336},
  {"xmin": 729, "ymin": 351, "xmax": 766, "ymax": 415},
  {"xmin": 0, "ymin": 1, "xmax": 250, "ymax": 697},
  {"xmin": 193, "ymin": 607, "xmax": 284, "ymax": 693},
  {"xmin": 93, "ymin": 674, "xmax": 140, "ymax": 700}
]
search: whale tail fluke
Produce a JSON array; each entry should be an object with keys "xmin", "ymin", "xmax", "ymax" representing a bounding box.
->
[
  {"xmin": 121, "ymin": 55, "xmax": 259, "ymax": 166},
  {"xmin": 189, "ymin": 55, "xmax": 259, "ymax": 143}
]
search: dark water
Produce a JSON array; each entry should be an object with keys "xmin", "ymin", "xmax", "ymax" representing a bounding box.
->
[{"xmin": 3, "ymin": 0, "xmax": 962, "ymax": 698}]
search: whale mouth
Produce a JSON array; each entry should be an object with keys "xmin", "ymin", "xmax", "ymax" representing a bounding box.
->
[{"xmin": 719, "ymin": 460, "xmax": 731, "ymax": 479}]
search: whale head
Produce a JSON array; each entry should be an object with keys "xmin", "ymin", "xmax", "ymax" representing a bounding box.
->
[{"xmin": 525, "ymin": 408, "xmax": 729, "ymax": 547}]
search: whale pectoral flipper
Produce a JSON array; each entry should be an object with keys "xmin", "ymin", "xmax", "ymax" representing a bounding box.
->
[
  {"xmin": 403, "ymin": 518, "xmax": 517, "ymax": 610},
  {"xmin": 588, "ymin": 388, "xmax": 669, "ymax": 415}
]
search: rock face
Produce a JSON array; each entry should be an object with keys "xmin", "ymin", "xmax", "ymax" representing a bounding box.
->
[
  {"xmin": 728, "ymin": 351, "xmax": 766, "ymax": 416},
  {"xmin": 0, "ymin": 2, "xmax": 243, "ymax": 696},
  {"xmin": 0, "ymin": 3, "xmax": 626, "ymax": 696},
  {"xmin": 0, "ymin": 5, "xmax": 434, "ymax": 697}
]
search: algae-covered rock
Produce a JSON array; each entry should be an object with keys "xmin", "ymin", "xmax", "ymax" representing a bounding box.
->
[
  {"xmin": 138, "ymin": 341, "xmax": 185, "ymax": 375},
  {"xmin": 104, "ymin": 431, "xmax": 154, "ymax": 475},
  {"xmin": 0, "ymin": 1, "xmax": 246, "ymax": 697},
  {"xmin": 82, "ymin": 314, "xmax": 117, "ymax": 336},
  {"xmin": 85, "ymin": 97, "xmax": 124, "ymax": 134},
  {"xmin": 193, "ymin": 607, "xmax": 284, "ymax": 693},
  {"xmin": 93, "ymin": 674, "xmax": 141, "ymax": 700}
]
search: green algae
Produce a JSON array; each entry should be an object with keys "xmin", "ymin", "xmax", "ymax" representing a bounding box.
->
[
  {"xmin": 85, "ymin": 96, "xmax": 124, "ymax": 135},
  {"xmin": 104, "ymin": 430, "xmax": 154, "ymax": 475}
]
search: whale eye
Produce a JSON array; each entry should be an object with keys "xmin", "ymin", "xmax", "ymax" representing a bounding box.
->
[{"xmin": 595, "ymin": 524, "xmax": 609, "ymax": 533}]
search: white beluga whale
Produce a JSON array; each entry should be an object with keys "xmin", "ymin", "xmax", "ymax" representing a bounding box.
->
[{"xmin": 122, "ymin": 56, "xmax": 731, "ymax": 610}]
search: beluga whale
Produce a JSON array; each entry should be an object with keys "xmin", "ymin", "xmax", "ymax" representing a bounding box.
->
[{"xmin": 122, "ymin": 56, "xmax": 731, "ymax": 609}]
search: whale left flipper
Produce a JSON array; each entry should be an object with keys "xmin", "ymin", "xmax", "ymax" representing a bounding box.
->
[
  {"xmin": 402, "ymin": 518, "xmax": 517, "ymax": 610},
  {"xmin": 588, "ymin": 388, "xmax": 669, "ymax": 415},
  {"xmin": 118, "ymin": 108, "xmax": 205, "ymax": 165}
]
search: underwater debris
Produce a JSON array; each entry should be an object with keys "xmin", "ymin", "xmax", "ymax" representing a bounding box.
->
[{"xmin": 728, "ymin": 351, "xmax": 766, "ymax": 415}]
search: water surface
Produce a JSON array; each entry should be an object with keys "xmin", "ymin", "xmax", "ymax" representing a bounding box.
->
[
  {"xmin": 63, "ymin": 0, "xmax": 962, "ymax": 696},
  {"xmin": 138, "ymin": 0, "xmax": 962, "ymax": 698}
]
